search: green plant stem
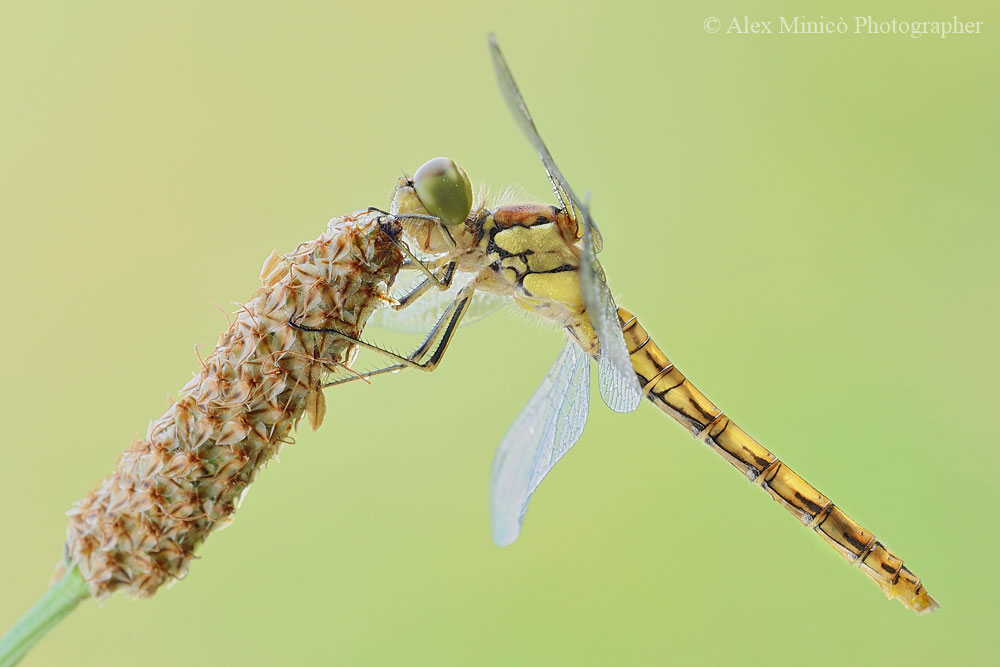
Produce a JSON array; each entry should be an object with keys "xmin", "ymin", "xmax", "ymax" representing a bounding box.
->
[{"xmin": 0, "ymin": 566, "xmax": 89, "ymax": 667}]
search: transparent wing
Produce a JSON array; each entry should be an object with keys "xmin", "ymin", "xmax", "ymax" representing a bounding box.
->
[
  {"xmin": 488, "ymin": 34, "xmax": 602, "ymax": 251},
  {"xmin": 488, "ymin": 34, "xmax": 640, "ymax": 413},
  {"xmin": 489, "ymin": 337, "xmax": 591, "ymax": 546},
  {"xmin": 579, "ymin": 199, "xmax": 642, "ymax": 413},
  {"xmin": 368, "ymin": 274, "xmax": 508, "ymax": 334}
]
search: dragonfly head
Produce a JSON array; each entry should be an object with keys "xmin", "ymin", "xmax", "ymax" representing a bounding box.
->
[
  {"xmin": 391, "ymin": 156, "xmax": 476, "ymax": 255},
  {"xmin": 393, "ymin": 157, "xmax": 473, "ymax": 226}
]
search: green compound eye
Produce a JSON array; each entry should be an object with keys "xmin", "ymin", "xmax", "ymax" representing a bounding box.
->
[{"xmin": 412, "ymin": 157, "xmax": 473, "ymax": 226}]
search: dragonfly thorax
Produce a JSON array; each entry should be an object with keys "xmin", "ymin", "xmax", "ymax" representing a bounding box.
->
[
  {"xmin": 474, "ymin": 203, "xmax": 593, "ymax": 330},
  {"xmin": 390, "ymin": 165, "xmax": 590, "ymax": 333}
]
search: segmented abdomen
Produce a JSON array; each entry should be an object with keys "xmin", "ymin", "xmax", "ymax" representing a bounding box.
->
[{"xmin": 617, "ymin": 306, "xmax": 937, "ymax": 614}]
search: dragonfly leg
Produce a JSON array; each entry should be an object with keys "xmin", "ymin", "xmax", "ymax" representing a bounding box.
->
[
  {"xmin": 367, "ymin": 207, "xmax": 457, "ymax": 250},
  {"xmin": 401, "ymin": 255, "xmax": 449, "ymax": 271},
  {"xmin": 392, "ymin": 284, "xmax": 473, "ymax": 370},
  {"xmin": 393, "ymin": 262, "xmax": 457, "ymax": 311},
  {"xmin": 289, "ymin": 285, "xmax": 476, "ymax": 387},
  {"xmin": 368, "ymin": 207, "xmax": 458, "ymax": 290}
]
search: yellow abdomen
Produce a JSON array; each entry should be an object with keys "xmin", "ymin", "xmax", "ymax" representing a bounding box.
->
[{"xmin": 617, "ymin": 306, "xmax": 938, "ymax": 613}]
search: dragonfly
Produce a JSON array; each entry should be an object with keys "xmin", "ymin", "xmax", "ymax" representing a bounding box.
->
[{"xmin": 294, "ymin": 35, "xmax": 937, "ymax": 613}]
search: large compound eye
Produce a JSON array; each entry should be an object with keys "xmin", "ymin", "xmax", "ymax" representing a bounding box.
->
[{"xmin": 412, "ymin": 157, "xmax": 473, "ymax": 226}]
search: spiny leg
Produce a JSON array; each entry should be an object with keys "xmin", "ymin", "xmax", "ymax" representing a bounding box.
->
[
  {"xmin": 322, "ymin": 289, "xmax": 472, "ymax": 386},
  {"xmin": 389, "ymin": 285, "xmax": 472, "ymax": 370},
  {"xmin": 393, "ymin": 262, "xmax": 457, "ymax": 310},
  {"xmin": 289, "ymin": 285, "xmax": 475, "ymax": 387}
]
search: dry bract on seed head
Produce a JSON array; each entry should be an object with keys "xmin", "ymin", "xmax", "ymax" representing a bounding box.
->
[{"xmin": 64, "ymin": 211, "xmax": 402, "ymax": 599}]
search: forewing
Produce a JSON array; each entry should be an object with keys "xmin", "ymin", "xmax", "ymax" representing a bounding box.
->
[
  {"xmin": 487, "ymin": 34, "xmax": 603, "ymax": 250},
  {"xmin": 489, "ymin": 338, "xmax": 590, "ymax": 546}
]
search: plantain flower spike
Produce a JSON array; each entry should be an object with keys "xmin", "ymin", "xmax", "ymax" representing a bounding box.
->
[{"xmin": 61, "ymin": 211, "xmax": 402, "ymax": 598}]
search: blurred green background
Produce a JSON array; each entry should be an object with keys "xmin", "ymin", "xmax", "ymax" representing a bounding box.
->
[{"xmin": 1, "ymin": 1, "xmax": 997, "ymax": 665}]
